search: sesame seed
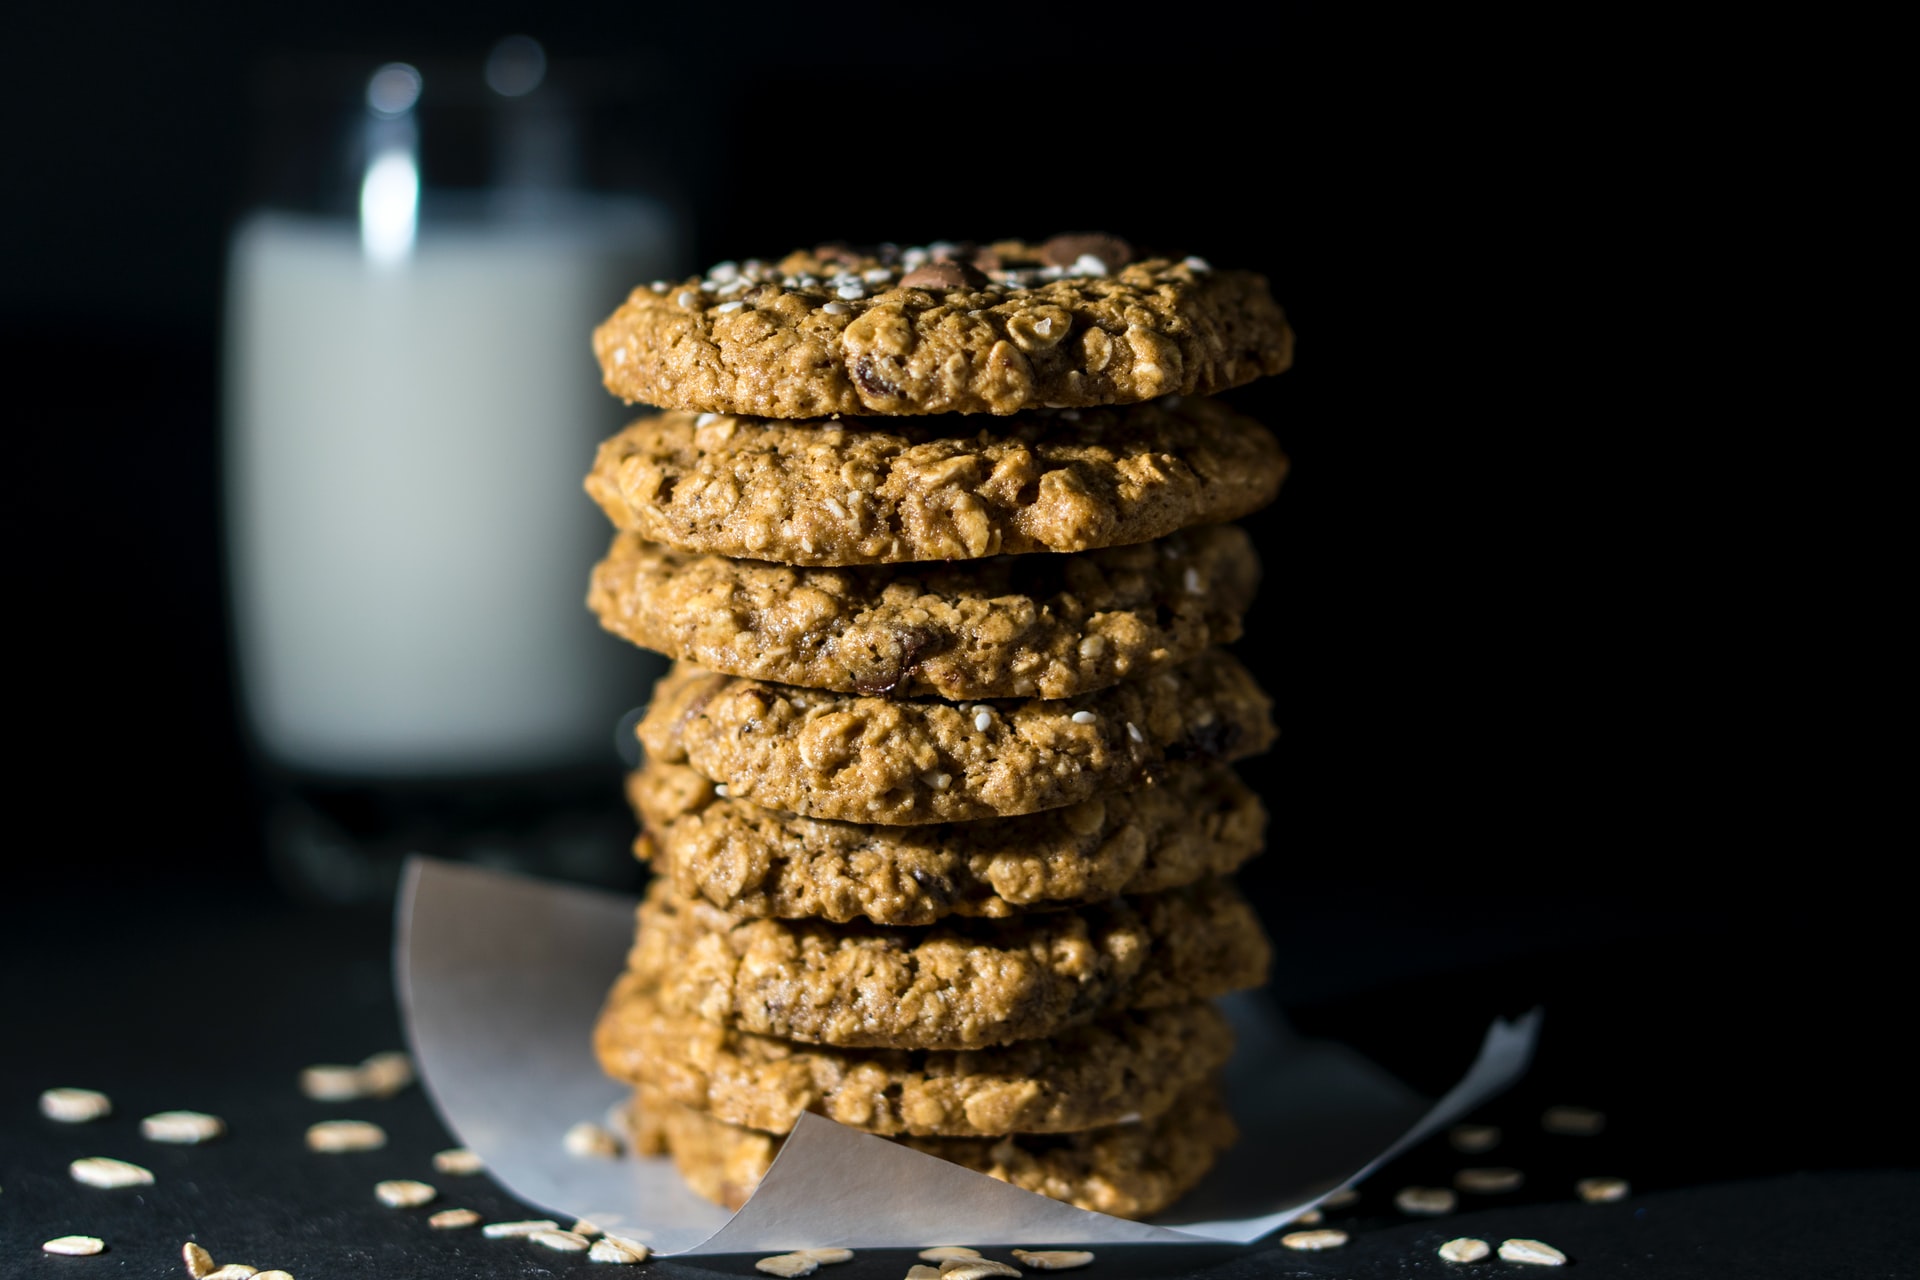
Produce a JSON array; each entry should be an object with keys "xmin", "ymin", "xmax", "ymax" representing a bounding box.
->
[
  {"xmin": 1498, "ymin": 1238, "xmax": 1567, "ymax": 1266},
  {"xmin": 1011, "ymin": 1251, "xmax": 1094, "ymax": 1271},
  {"xmin": 822, "ymin": 301, "xmax": 850, "ymax": 315},
  {"xmin": 713, "ymin": 784, "xmax": 729, "ymax": 797},
  {"xmin": 141, "ymin": 1110, "xmax": 225, "ymax": 1144},
  {"xmin": 1182, "ymin": 256, "xmax": 1212, "ymax": 272},
  {"xmin": 564, "ymin": 1121, "xmax": 622, "ymax": 1158},
  {"xmin": 1184, "ymin": 567, "xmax": 1204, "ymax": 594},
  {"xmin": 482, "ymin": 1220, "xmax": 560, "ymax": 1239},
  {"xmin": 695, "ymin": 412, "xmax": 720, "ymax": 427},
  {"xmin": 1438, "ymin": 1237, "xmax": 1490, "ymax": 1263},
  {"xmin": 755, "ymin": 1255, "xmax": 818, "ymax": 1277},
  {"xmin": 430, "ymin": 1208, "xmax": 481, "ymax": 1229},
  {"xmin": 1576, "ymin": 1176, "xmax": 1630, "ymax": 1203},
  {"xmin": 40, "ymin": 1087, "xmax": 112, "ymax": 1122},
  {"xmin": 716, "ymin": 301, "xmax": 745, "ymax": 313},
  {"xmin": 532, "ymin": 1230, "xmax": 592, "ymax": 1252},
  {"xmin": 917, "ymin": 1248, "xmax": 981, "ymax": 1261},
  {"xmin": 433, "ymin": 1147, "xmax": 484, "ymax": 1175},
  {"xmin": 305, "ymin": 1119, "xmax": 386, "ymax": 1152},
  {"xmin": 677, "ymin": 291, "xmax": 698, "ymax": 307},
  {"xmin": 710, "ymin": 261, "xmax": 739, "ymax": 282},
  {"xmin": 1034, "ymin": 316, "xmax": 1054, "ymax": 336},
  {"xmin": 1455, "ymin": 1166, "xmax": 1524, "ymax": 1194},
  {"xmin": 183, "ymin": 1242, "xmax": 216, "ymax": 1276},
  {"xmin": 649, "ymin": 281, "xmax": 670, "ymax": 293},
  {"xmin": 375, "ymin": 1178, "xmax": 437, "ymax": 1208},
  {"xmin": 1127, "ymin": 722, "xmax": 1144, "ymax": 742},
  {"xmin": 862, "ymin": 268, "xmax": 893, "ymax": 284},
  {"xmin": 823, "ymin": 497, "xmax": 848, "ymax": 519},
  {"xmin": 1395, "ymin": 1185, "xmax": 1456, "ymax": 1215},
  {"xmin": 42, "ymin": 1236, "xmax": 106, "ymax": 1256},
  {"xmin": 1078, "ymin": 635, "xmax": 1107, "ymax": 659},
  {"xmin": 1071, "ymin": 710, "xmax": 1097, "ymax": 725},
  {"xmin": 1448, "ymin": 1123, "xmax": 1501, "ymax": 1153},
  {"xmin": 1069, "ymin": 253, "xmax": 1108, "ymax": 276},
  {"xmin": 1280, "ymin": 1229, "xmax": 1348, "ymax": 1251},
  {"xmin": 69, "ymin": 1157, "xmax": 154, "ymax": 1188},
  {"xmin": 974, "ymin": 710, "xmax": 992, "ymax": 731},
  {"xmin": 923, "ymin": 771, "xmax": 952, "ymax": 790},
  {"xmin": 901, "ymin": 249, "xmax": 929, "ymax": 268},
  {"xmin": 836, "ymin": 283, "xmax": 865, "ymax": 301},
  {"xmin": 1542, "ymin": 1105, "xmax": 1605, "ymax": 1135}
]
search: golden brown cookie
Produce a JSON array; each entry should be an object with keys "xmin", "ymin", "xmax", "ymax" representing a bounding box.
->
[
  {"xmin": 636, "ymin": 652, "xmax": 1275, "ymax": 825},
  {"xmin": 624, "ymin": 876, "xmax": 1270, "ymax": 1050},
  {"xmin": 595, "ymin": 972, "xmax": 1233, "ymax": 1138},
  {"xmin": 588, "ymin": 525, "xmax": 1259, "ymax": 701},
  {"xmin": 592, "ymin": 238, "xmax": 1292, "ymax": 418},
  {"xmin": 625, "ymin": 1079, "xmax": 1237, "ymax": 1218},
  {"xmin": 582, "ymin": 401, "xmax": 1286, "ymax": 566},
  {"xmin": 629, "ymin": 760, "xmax": 1266, "ymax": 925}
]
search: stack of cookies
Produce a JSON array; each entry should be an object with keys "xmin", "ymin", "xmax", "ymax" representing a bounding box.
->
[{"xmin": 583, "ymin": 236, "xmax": 1294, "ymax": 1219}]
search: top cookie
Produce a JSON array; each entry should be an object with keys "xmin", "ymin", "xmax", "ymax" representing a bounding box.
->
[{"xmin": 592, "ymin": 236, "xmax": 1293, "ymax": 417}]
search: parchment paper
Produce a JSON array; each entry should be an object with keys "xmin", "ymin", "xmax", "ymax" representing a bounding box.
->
[{"xmin": 395, "ymin": 857, "xmax": 1536, "ymax": 1253}]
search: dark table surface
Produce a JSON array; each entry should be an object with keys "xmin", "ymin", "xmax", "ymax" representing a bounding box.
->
[{"xmin": 4, "ymin": 880, "xmax": 1911, "ymax": 1279}]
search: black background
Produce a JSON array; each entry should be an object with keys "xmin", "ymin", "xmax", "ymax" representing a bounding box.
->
[{"xmin": 2, "ymin": 3, "xmax": 1906, "ymax": 1275}]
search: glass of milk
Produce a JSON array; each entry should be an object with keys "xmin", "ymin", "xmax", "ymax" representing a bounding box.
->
[{"xmin": 225, "ymin": 41, "xmax": 682, "ymax": 899}]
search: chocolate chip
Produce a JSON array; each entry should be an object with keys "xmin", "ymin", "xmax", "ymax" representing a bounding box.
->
[
  {"xmin": 1039, "ymin": 233, "xmax": 1135, "ymax": 270},
  {"xmin": 931, "ymin": 241, "xmax": 977, "ymax": 264},
  {"xmin": 908, "ymin": 867, "xmax": 955, "ymax": 907},
  {"xmin": 1165, "ymin": 718, "xmax": 1241, "ymax": 763},
  {"xmin": 900, "ymin": 261, "xmax": 986, "ymax": 290},
  {"xmin": 969, "ymin": 246, "xmax": 1003, "ymax": 271}
]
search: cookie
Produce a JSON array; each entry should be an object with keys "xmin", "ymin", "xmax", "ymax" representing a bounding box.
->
[
  {"xmin": 624, "ymin": 876, "xmax": 1270, "ymax": 1050},
  {"xmin": 589, "ymin": 525, "xmax": 1259, "ymax": 701},
  {"xmin": 592, "ymin": 237, "xmax": 1292, "ymax": 418},
  {"xmin": 582, "ymin": 400, "xmax": 1286, "ymax": 566},
  {"xmin": 625, "ymin": 1079, "xmax": 1237, "ymax": 1219},
  {"xmin": 629, "ymin": 760, "xmax": 1266, "ymax": 925},
  {"xmin": 596, "ymin": 972, "xmax": 1233, "ymax": 1138},
  {"xmin": 636, "ymin": 652, "xmax": 1275, "ymax": 824}
]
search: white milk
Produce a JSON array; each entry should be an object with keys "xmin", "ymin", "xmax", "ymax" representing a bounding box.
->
[{"xmin": 225, "ymin": 203, "xmax": 676, "ymax": 775}]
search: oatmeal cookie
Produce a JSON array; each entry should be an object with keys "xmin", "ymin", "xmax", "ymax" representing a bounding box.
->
[
  {"xmin": 593, "ymin": 237, "xmax": 1291, "ymax": 418},
  {"xmin": 589, "ymin": 525, "xmax": 1260, "ymax": 700},
  {"xmin": 636, "ymin": 652, "xmax": 1274, "ymax": 824},
  {"xmin": 629, "ymin": 760, "xmax": 1266, "ymax": 925},
  {"xmin": 624, "ymin": 876, "xmax": 1270, "ymax": 1050},
  {"xmin": 582, "ymin": 400, "xmax": 1286, "ymax": 566},
  {"xmin": 596, "ymin": 973, "xmax": 1232, "ymax": 1138},
  {"xmin": 625, "ymin": 1079, "xmax": 1237, "ymax": 1218}
]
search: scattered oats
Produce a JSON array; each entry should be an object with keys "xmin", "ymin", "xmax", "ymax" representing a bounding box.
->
[
  {"xmin": 796, "ymin": 1247, "xmax": 853, "ymax": 1263},
  {"xmin": 755, "ymin": 1255, "xmax": 819, "ymax": 1278},
  {"xmin": 1576, "ymin": 1176, "xmax": 1630, "ymax": 1203},
  {"xmin": 918, "ymin": 1247, "xmax": 981, "ymax": 1261},
  {"xmin": 1438, "ymin": 1237, "xmax": 1491, "ymax": 1263},
  {"xmin": 1321, "ymin": 1187, "xmax": 1359, "ymax": 1209},
  {"xmin": 974, "ymin": 710, "xmax": 993, "ymax": 731},
  {"xmin": 1449, "ymin": 1123, "xmax": 1501, "ymax": 1153},
  {"xmin": 482, "ymin": 1219, "xmax": 560, "ymax": 1239},
  {"xmin": 907, "ymin": 1268, "xmax": 944, "ymax": 1280},
  {"xmin": 255, "ymin": 1273, "xmax": 295, "ymax": 1280},
  {"xmin": 717, "ymin": 301, "xmax": 745, "ymax": 314},
  {"xmin": 590, "ymin": 1237, "xmax": 648, "ymax": 1264},
  {"xmin": 1126, "ymin": 722, "xmax": 1144, "ymax": 743},
  {"xmin": 305, "ymin": 1120, "xmax": 385, "ymax": 1152},
  {"xmin": 184, "ymin": 1241, "xmax": 216, "ymax": 1276},
  {"xmin": 142, "ymin": 1110, "xmax": 226, "ymax": 1144},
  {"xmin": 1395, "ymin": 1185, "xmax": 1456, "ymax": 1215},
  {"xmin": 1294, "ymin": 1208, "xmax": 1324, "ymax": 1224},
  {"xmin": 357, "ymin": 1050, "xmax": 414, "ymax": 1097},
  {"xmin": 298, "ymin": 1065, "xmax": 363, "ymax": 1101},
  {"xmin": 1455, "ymin": 1166, "xmax": 1524, "ymax": 1194},
  {"xmin": 677, "ymin": 291, "xmax": 698, "ymax": 308},
  {"xmin": 714, "ymin": 784, "xmax": 730, "ymax": 798},
  {"xmin": 433, "ymin": 1147, "xmax": 484, "ymax": 1176},
  {"xmin": 604, "ymin": 1234, "xmax": 653, "ymax": 1257},
  {"xmin": 375, "ymin": 1179, "xmax": 436, "ymax": 1208},
  {"xmin": 1012, "ymin": 1250, "xmax": 1093, "ymax": 1270},
  {"xmin": 43, "ymin": 1236, "xmax": 106, "ymax": 1256},
  {"xmin": 1280, "ymin": 1228, "xmax": 1348, "ymax": 1251},
  {"xmin": 1499, "ymin": 1238, "xmax": 1567, "ymax": 1266},
  {"xmin": 1070, "ymin": 710, "xmax": 1097, "ymax": 725},
  {"xmin": 429, "ymin": 1208, "xmax": 481, "ymax": 1229},
  {"xmin": 823, "ymin": 497, "xmax": 849, "ymax": 519},
  {"xmin": 1183, "ymin": 566, "xmax": 1204, "ymax": 595},
  {"xmin": 823, "ymin": 301, "xmax": 850, "ymax": 315},
  {"xmin": 40, "ymin": 1088, "xmax": 112, "ymax": 1122},
  {"xmin": 572, "ymin": 1219, "xmax": 603, "ymax": 1237},
  {"xmin": 204, "ymin": 1267, "xmax": 259, "ymax": 1279},
  {"xmin": 942, "ymin": 1263, "xmax": 1020, "ymax": 1280},
  {"xmin": 532, "ymin": 1230, "xmax": 592, "ymax": 1252},
  {"xmin": 70, "ymin": 1157, "xmax": 154, "ymax": 1188},
  {"xmin": 1543, "ymin": 1105, "xmax": 1605, "ymax": 1135}
]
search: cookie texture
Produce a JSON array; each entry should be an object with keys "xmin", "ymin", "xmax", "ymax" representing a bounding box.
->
[
  {"xmin": 583, "ymin": 401, "xmax": 1286, "ymax": 566},
  {"xmin": 626, "ymin": 1080, "xmax": 1237, "ymax": 1218},
  {"xmin": 590, "ymin": 525, "xmax": 1258, "ymax": 701},
  {"xmin": 593, "ymin": 238, "xmax": 1292, "ymax": 418},
  {"xmin": 596, "ymin": 972, "xmax": 1232, "ymax": 1138},
  {"xmin": 636, "ymin": 652, "xmax": 1275, "ymax": 825},
  {"xmin": 629, "ymin": 760, "xmax": 1266, "ymax": 925},
  {"xmin": 624, "ymin": 876, "xmax": 1270, "ymax": 1050}
]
